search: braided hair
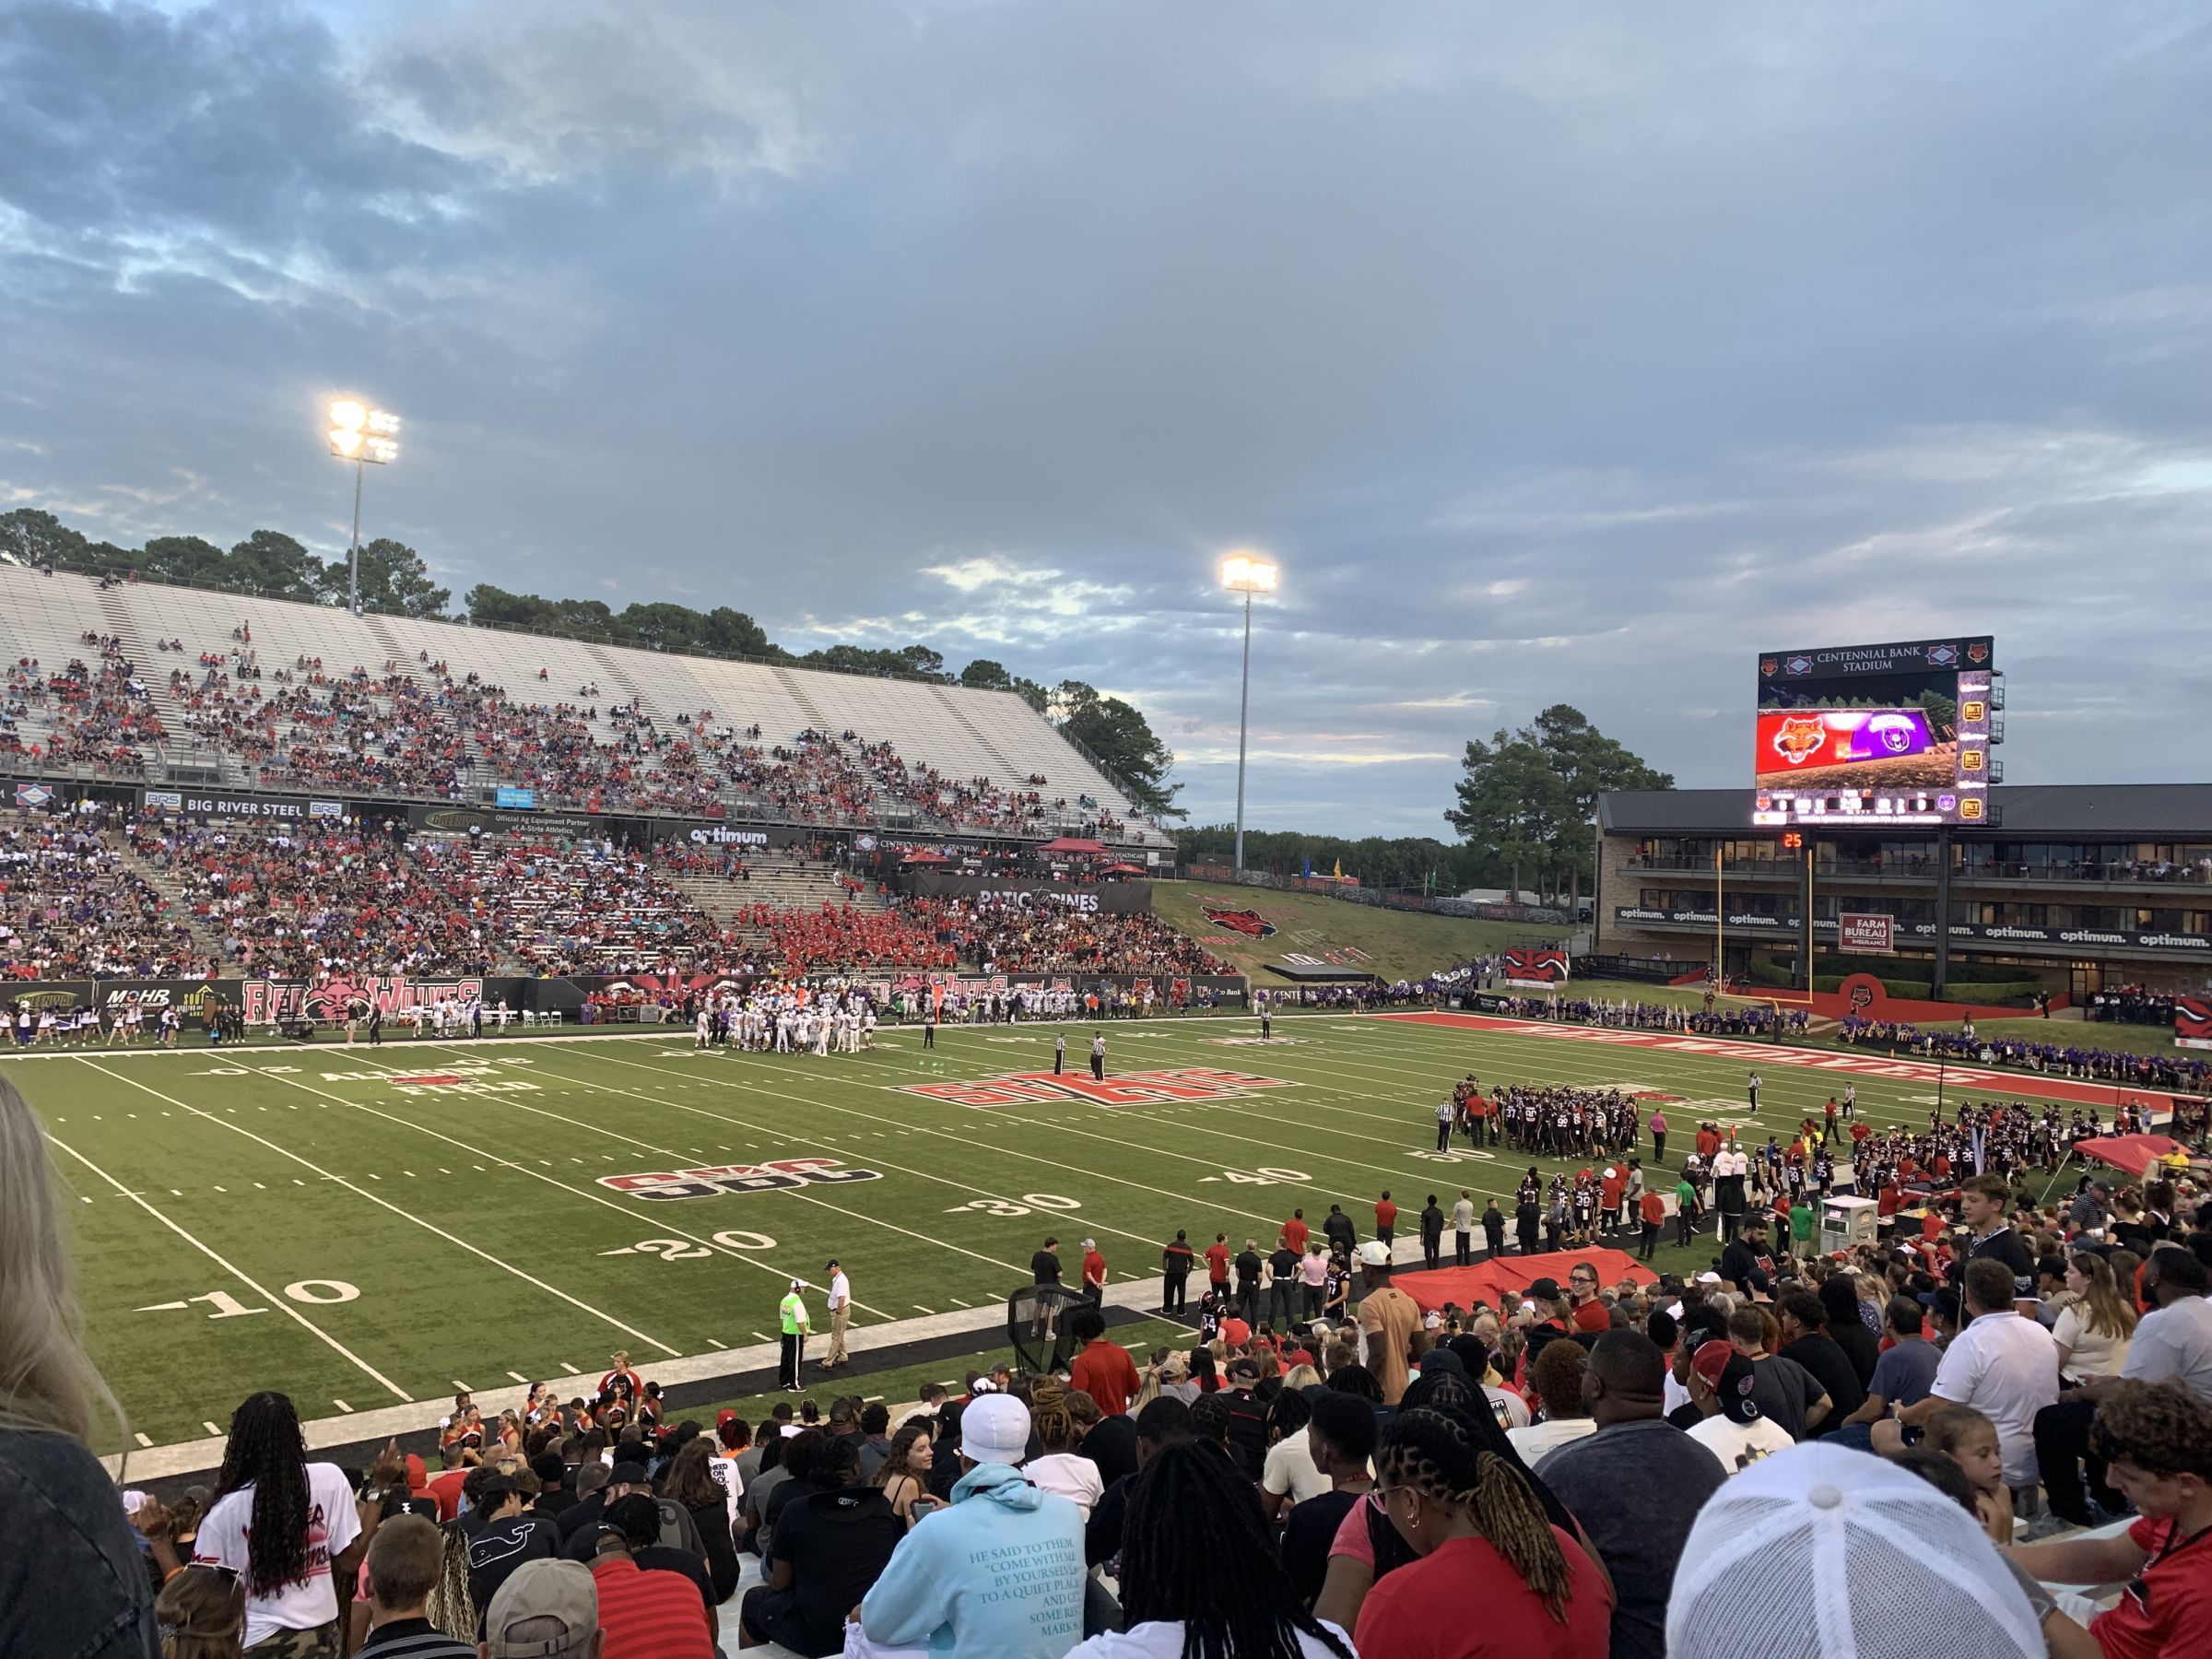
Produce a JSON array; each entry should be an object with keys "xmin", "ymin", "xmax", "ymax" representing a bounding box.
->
[
  {"xmin": 1030, "ymin": 1378, "xmax": 1079, "ymax": 1453},
  {"xmin": 1119, "ymin": 1441, "xmax": 1354, "ymax": 1659},
  {"xmin": 1377, "ymin": 1407, "xmax": 1575, "ymax": 1624},
  {"xmin": 214, "ymin": 1392, "xmax": 314, "ymax": 1598}
]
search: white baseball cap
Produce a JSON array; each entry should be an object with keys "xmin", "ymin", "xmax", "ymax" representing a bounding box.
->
[
  {"xmin": 959, "ymin": 1393, "xmax": 1031, "ymax": 1466},
  {"xmin": 1356, "ymin": 1241, "xmax": 1393, "ymax": 1267},
  {"xmin": 1666, "ymin": 1441, "xmax": 2042, "ymax": 1659}
]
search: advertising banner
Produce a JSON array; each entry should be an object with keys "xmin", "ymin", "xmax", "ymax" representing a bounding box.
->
[
  {"xmin": 900, "ymin": 872, "xmax": 1153, "ymax": 912},
  {"xmin": 139, "ymin": 787, "xmax": 349, "ymax": 822},
  {"xmin": 1615, "ymin": 907, "xmax": 2212, "ymax": 958},
  {"xmin": 1837, "ymin": 912, "xmax": 1896, "ymax": 955}
]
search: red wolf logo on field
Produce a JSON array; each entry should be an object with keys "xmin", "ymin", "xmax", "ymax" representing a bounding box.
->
[
  {"xmin": 1199, "ymin": 899, "xmax": 1277, "ymax": 938},
  {"xmin": 241, "ymin": 973, "xmax": 486, "ymax": 1025},
  {"xmin": 1770, "ymin": 716, "xmax": 1826, "ymax": 767}
]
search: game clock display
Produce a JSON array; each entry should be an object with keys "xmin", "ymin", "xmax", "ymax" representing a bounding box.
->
[{"xmin": 1751, "ymin": 637, "xmax": 1995, "ymax": 827}]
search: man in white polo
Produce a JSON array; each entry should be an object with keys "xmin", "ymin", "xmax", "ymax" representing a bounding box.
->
[
  {"xmin": 1899, "ymin": 1257, "xmax": 2058, "ymax": 1491},
  {"xmin": 824, "ymin": 1258, "xmax": 852, "ymax": 1371}
]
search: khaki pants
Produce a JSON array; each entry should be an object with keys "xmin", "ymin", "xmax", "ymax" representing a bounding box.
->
[{"xmin": 829, "ymin": 1302, "xmax": 850, "ymax": 1366}]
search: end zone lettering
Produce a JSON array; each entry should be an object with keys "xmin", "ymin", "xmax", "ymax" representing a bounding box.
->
[
  {"xmin": 601, "ymin": 1157, "xmax": 882, "ymax": 1201},
  {"xmin": 903, "ymin": 1066, "xmax": 1299, "ymax": 1110}
]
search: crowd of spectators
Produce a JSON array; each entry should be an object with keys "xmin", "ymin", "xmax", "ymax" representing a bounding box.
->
[
  {"xmin": 1841, "ymin": 1018, "xmax": 2211, "ymax": 1092},
  {"xmin": 133, "ymin": 817, "xmax": 500, "ymax": 980},
  {"xmin": 0, "ymin": 808, "xmax": 204, "ymax": 977},
  {"xmin": 1, "ymin": 645, "xmax": 165, "ymax": 777},
  {"xmin": 934, "ymin": 896, "xmax": 1218, "ymax": 976}
]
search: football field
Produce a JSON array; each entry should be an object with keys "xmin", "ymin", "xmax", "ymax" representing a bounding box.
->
[{"xmin": 15, "ymin": 1009, "xmax": 2143, "ymax": 1456}]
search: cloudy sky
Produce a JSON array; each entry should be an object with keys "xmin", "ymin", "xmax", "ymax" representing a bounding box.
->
[{"xmin": 3, "ymin": 4, "xmax": 2207, "ymax": 836}]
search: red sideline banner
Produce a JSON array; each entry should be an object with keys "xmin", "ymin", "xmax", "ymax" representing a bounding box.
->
[
  {"xmin": 1501, "ymin": 947, "xmax": 1570, "ymax": 989},
  {"xmin": 2179, "ymin": 995, "xmax": 2212, "ymax": 1052},
  {"xmin": 1391, "ymin": 1247, "xmax": 1655, "ymax": 1314}
]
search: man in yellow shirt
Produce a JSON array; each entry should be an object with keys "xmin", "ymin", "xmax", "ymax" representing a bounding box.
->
[{"xmin": 778, "ymin": 1280, "xmax": 811, "ymax": 1392}]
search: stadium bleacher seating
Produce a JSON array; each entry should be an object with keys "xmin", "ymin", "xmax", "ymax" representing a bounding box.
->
[{"xmin": 0, "ymin": 566, "xmax": 1169, "ymax": 845}]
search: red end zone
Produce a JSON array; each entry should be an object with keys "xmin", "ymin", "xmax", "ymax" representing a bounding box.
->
[{"xmin": 1376, "ymin": 1011, "xmax": 2174, "ymax": 1112}]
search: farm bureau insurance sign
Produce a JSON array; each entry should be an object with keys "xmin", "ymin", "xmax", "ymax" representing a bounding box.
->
[
  {"xmin": 903, "ymin": 1066, "xmax": 1298, "ymax": 1110},
  {"xmin": 600, "ymin": 1157, "xmax": 882, "ymax": 1201},
  {"xmin": 1838, "ymin": 912, "xmax": 1896, "ymax": 955}
]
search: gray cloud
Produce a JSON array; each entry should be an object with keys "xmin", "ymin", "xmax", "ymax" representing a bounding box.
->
[{"xmin": 2, "ymin": 2, "xmax": 2207, "ymax": 838}]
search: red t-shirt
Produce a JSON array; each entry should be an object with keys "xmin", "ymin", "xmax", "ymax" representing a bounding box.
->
[
  {"xmin": 1376, "ymin": 1200, "xmax": 1399, "ymax": 1231},
  {"xmin": 1571, "ymin": 1298, "xmax": 1611, "ymax": 1334},
  {"xmin": 592, "ymin": 1556, "xmax": 714, "ymax": 1659},
  {"xmin": 1640, "ymin": 1193, "xmax": 1666, "ymax": 1225},
  {"xmin": 1069, "ymin": 1337, "xmax": 1141, "ymax": 1418},
  {"xmin": 1220, "ymin": 1316, "xmax": 1252, "ymax": 1348},
  {"xmin": 2088, "ymin": 1516, "xmax": 2212, "ymax": 1659},
  {"xmin": 1081, "ymin": 1250, "xmax": 1107, "ymax": 1288},
  {"xmin": 1353, "ymin": 1527, "xmax": 1613, "ymax": 1659},
  {"xmin": 1282, "ymin": 1218, "xmax": 1310, "ymax": 1254},
  {"xmin": 1600, "ymin": 1176, "xmax": 1625, "ymax": 1210},
  {"xmin": 1205, "ymin": 1243, "xmax": 1230, "ymax": 1283},
  {"xmin": 425, "ymin": 1467, "xmax": 469, "ymax": 1524}
]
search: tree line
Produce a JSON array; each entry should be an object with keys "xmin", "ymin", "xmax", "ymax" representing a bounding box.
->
[
  {"xmin": 0, "ymin": 507, "xmax": 1182, "ymax": 817},
  {"xmin": 1178, "ymin": 703, "xmax": 1673, "ymax": 906}
]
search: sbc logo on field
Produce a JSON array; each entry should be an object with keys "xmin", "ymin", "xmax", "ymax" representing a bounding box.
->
[
  {"xmin": 903, "ymin": 1066, "xmax": 1299, "ymax": 1110},
  {"xmin": 601, "ymin": 1158, "xmax": 882, "ymax": 1202}
]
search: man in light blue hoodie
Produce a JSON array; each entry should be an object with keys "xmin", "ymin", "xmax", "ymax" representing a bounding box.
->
[{"xmin": 855, "ymin": 1391, "xmax": 1088, "ymax": 1659}]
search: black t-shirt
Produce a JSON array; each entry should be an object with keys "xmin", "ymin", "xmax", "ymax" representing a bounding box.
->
[
  {"xmin": 466, "ymin": 1515, "xmax": 559, "ymax": 1616},
  {"xmin": 1031, "ymin": 1250, "xmax": 1061, "ymax": 1286},
  {"xmin": 1718, "ymin": 1239, "xmax": 1775, "ymax": 1296},
  {"xmin": 1779, "ymin": 1334, "xmax": 1866, "ymax": 1434},
  {"xmin": 1516, "ymin": 1201, "xmax": 1540, "ymax": 1238},
  {"xmin": 1080, "ymin": 1414, "xmax": 1140, "ymax": 1491},
  {"xmin": 1963, "ymin": 1227, "xmax": 2039, "ymax": 1303},
  {"xmin": 1323, "ymin": 1213, "xmax": 1357, "ymax": 1250},
  {"xmin": 1269, "ymin": 1247, "xmax": 1300, "ymax": 1283},
  {"xmin": 1236, "ymin": 1250, "xmax": 1264, "ymax": 1288},
  {"xmin": 769, "ymin": 1488, "xmax": 905, "ymax": 1654},
  {"xmin": 1419, "ymin": 1206, "xmax": 1444, "ymax": 1240},
  {"xmin": 1281, "ymin": 1490, "xmax": 1360, "ymax": 1606},
  {"xmin": 1828, "ymin": 1313, "xmax": 1882, "ymax": 1387},
  {"xmin": 1747, "ymin": 1355, "xmax": 1827, "ymax": 1442},
  {"xmin": 1482, "ymin": 1207, "xmax": 1505, "ymax": 1241},
  {"xmin": 1224, "ymin": 1391, "xmax": 1269, "ymax": 1480}
]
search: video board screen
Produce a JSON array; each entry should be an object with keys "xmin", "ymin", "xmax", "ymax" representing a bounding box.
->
[{"xmin": 1752, "ymin": 638, "xmax": 1994, "ymax": 827}]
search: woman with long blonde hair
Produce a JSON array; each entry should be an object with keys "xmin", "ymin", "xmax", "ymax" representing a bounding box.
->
[
  {"xmin": 2053, "ymin": 1251, "xmax": 2138, "ymax": 1382},
  {"xmin": 0, "ymin": 1073, "xmax": 159, "ymax": 1654}
]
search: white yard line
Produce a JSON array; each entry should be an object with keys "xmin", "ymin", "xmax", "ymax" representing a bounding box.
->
[
  {"xmin": 230, "ymin": 1054, "xmax": 900, "ymax": 1321},
  {"xmin": 47, "ymin": 1135, "xmax": 412, "ymax": 1407},
  {"xmin": 77, "ymin": 1061, "xmax": 682, "ymax": 1358}
]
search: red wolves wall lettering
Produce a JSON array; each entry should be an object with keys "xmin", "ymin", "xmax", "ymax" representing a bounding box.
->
[{"xmin": 239, "ymin": 973, "xmax": 487, "ymax": 1025}]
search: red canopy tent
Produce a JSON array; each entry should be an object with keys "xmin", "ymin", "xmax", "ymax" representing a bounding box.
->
[
  {"xmin": 1041, "ymin": 836, "xmax": 1108, "ymax": 854},
  {"xmin": 1099, "ymin": 863, "xmax": 1146, "ymax": 877},
  {"xmin": 900, "ymin": 849, "xmax": 951, "ymax": 865},
  {"xmin": 1392, "ymin": 1248, "xmax": 1657, "ymax": 1315},
  {"xmin": 2071, "ymin": 1134, "xmax": 2189, "ymax": 1179}
]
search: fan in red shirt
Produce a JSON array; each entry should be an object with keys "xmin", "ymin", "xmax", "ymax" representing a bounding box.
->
[
  {"xmin": 1204, "ymin": 1234, "xmax": 1231, "ymax": 1294},
  {"xmin": 2009, "ymin": 1380, "xmax": 2212, "ymax": 1659},
  {"xmin": 1066, "ymin": 1307, "xmax": 1141, "ymax": 1416}
]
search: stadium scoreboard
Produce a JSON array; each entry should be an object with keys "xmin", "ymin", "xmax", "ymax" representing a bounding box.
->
[{"xmin": 1752, "ymin": 637, "xmax": 1998, "ymax": 828}]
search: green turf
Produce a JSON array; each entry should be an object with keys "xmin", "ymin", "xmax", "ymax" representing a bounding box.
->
[
  {"xmin": 1151, "ymin": 879, "xmax": 1558, "ymax": 983},
  {"xmin": 14, "ymin": 1010, "xmax": 2091, "ymax": 1453}
]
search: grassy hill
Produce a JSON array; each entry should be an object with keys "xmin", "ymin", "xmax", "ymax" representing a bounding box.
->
[{"xmin": 1150, "ymin": 878, "xmax": 1559, "ymax": 984}]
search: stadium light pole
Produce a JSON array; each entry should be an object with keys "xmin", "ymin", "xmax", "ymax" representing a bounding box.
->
[
  {"xmin": 1219, "ymin": 552, "xmax": 1278, "ymax": 877},
  {"xmin": 326, "ymin": 399, "xmax": 401, "ymax": 615}
]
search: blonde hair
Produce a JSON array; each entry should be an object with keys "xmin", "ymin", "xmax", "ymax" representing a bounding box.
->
[
  {"xmin": 2068, "ymin": 1253, "xmax": 2139, "ymax": 1343},
  {"xmin": 0, "ymin": 1075, "xmax": 126, "ymax": 1446},
  {"xmin": 156, "ymin": 1563, "xmax": 246, "ymax": 1658}
]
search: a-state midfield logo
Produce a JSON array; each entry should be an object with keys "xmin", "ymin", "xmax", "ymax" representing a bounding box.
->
[
  {"xmin": 904, "ymin": 1066, "xmax": 1298, "ymax": 1110},
  {"xmin": 601, "ymin": 1158, "xmax": 881, "ymax": 1202}
]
